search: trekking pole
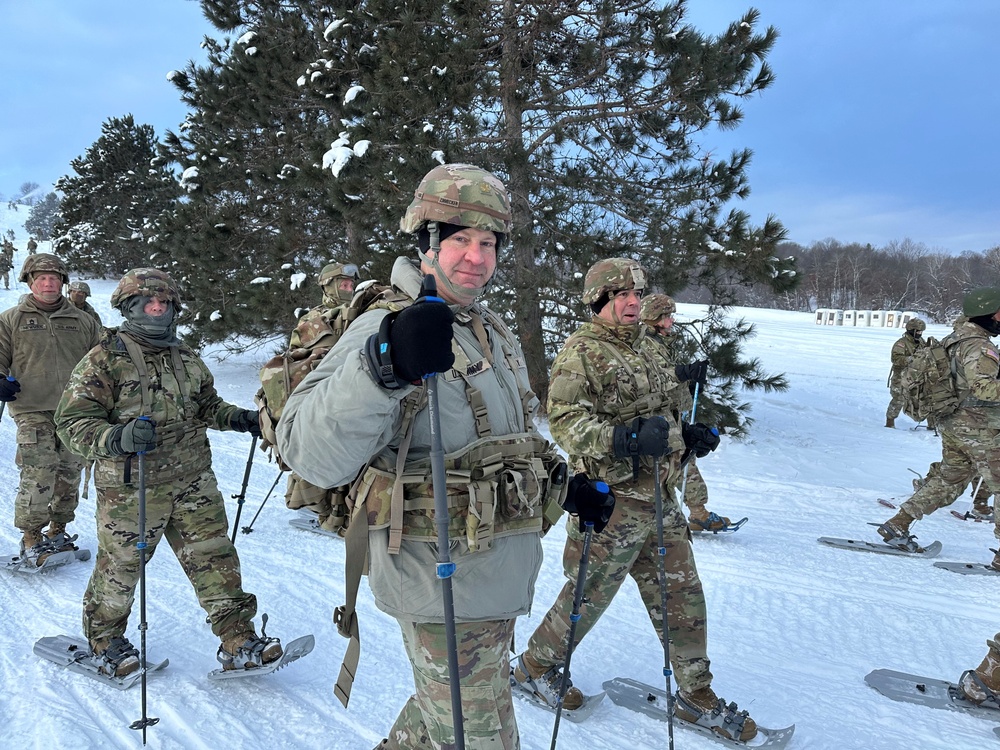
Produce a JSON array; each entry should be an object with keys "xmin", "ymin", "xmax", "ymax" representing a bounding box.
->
[
  {"xmin": 653, "ymin": 457, "xmax": 676, "ymax": 750},
  {"xmin": 129, "ymin": 418, "xmax": 159, "ymax": 744},
  {"xmin": 241, "ymin": 469, "xmax": 284, "ymax": 535},
  {"xmin": 230, "ymin": 434, "xmax": 258, "ymax": 543},
  {"xmin": 550, "ymin": 513, "xmax": 601, "ymax": 750},
  {"xmin": 422, "ymin": 275, "xmax": 465, "ymax": 749}
]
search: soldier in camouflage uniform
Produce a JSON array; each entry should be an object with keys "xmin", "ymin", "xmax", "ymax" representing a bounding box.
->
[
  {"xmin": 640, "ymin": 293, "xmax": 737, "ymax": 532},
  {"xmin": 885, "ymin": 317, "xmax": 928, "ymax": 428},
  {"xmin": 878, "ymin": 288, "xmax": 1000, "ymax": 560},
  {"xmin": 0, "ymin": 253, "xmax": 101, "ymax": 566},
  {"xmin": 26, "ymin": 237, "xmax": 38, "ymax": 254},
  {"xmin": 0, "ymin": 240, "xmax": 13, "ymax": 289},
  {"xmin": 66, "ymin": 280, "xmax": 103, "ymax": 326},
  {"xmin": 282, "ymin": 261, "xmax": 360, "ymax": 531},
  {"xmin": 54, "ymin": 268, "xmax": 284, "ymax": 679},
  {"xmin": 278, "ymin": 165, "xmax": 610, "ymax": 750},
  {"xmin": 511, "ymin": 259, "xmax": 761, "ymax": 743}
]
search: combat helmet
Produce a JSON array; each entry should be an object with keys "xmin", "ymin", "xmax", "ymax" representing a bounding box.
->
[
  {"xmin": 18, "ymin": 253, "xmax": 69, "ymax": 284},
  {"xmin": 640, "ymin": 293, "xmax": 676, "ymax": 325},
  {"xmin": 110, "ymin": 268, "xmax": 182, "ymax": 311},
  {"xmin": 904, "ymin": 317, "xmax": 926, "ymax": 333},
  {"xmin": 400, "ymin": 163, "xmax": 512, "ymax": 240},
  {"xmin": 583, "ymin": 258, "xmax": 647, "ymax": 307},
  {"xmin": 962, "ymin": 288, "xmax": 1000, "ymax": 318},
  {"xmin": 318, "ymin": 262, "xmax": 360, "ymax": 288},
  {"xmin": 67, "ymin": 281, "xmax": 92, "ymax": 296}
]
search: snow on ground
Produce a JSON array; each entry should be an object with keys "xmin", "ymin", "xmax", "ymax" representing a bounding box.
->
[{"xmin": 0, "ymin": 275, "xmax": 995, "ymax": 749}]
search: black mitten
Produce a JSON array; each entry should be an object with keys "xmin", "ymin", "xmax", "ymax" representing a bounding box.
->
[
  {"xmin": 107, "ymin": 418, "xmax": 157, "ymax": 455},
  {"xmin": 230, "ymin": 409, "xmax": 262, "ymax": 438},
  {"xmin": 682, "ymin": 422, "xmax": 720, "ymax": 458},
  {"xmin": 612, "ymin": 416, "xmax": 671, "ymax": 459},
  {"xmin": 0, "ymin": 377, "xmax": 20, "ymax": 402}
]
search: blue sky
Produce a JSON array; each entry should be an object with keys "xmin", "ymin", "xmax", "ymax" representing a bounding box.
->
[{"xmin": 1, "ymin": 1, "xmax": 997, "ymax": 254}]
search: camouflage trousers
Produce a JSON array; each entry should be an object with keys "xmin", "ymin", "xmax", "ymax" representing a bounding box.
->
[
  {"xmin": 83, "ymin": 466, "xmax": 257, "ymax": 648},
  {"xmin": 902, "ymin": 425, "xmax": 1000, "ymax": 541},
  {"xmin": 1, "ymin": 268, "xmax": 9, "ymax": 288},
  {"xmin": 12, "ymin": 411, "xmax": 84, "ymax": 531},
  {"xmin": 525, "ymin": 476, "xmax": 711, "ymax": 694},
  {"xmin": 387, "ymin": 618, "xmax": 518, "ymax": 750},
  {"xmin": 677, "ymin": 458, "xmax": 709, "ymax": 510},
  {"xmin": 885, "ymin": 382, "xmax": 905, "ymax": 421}
]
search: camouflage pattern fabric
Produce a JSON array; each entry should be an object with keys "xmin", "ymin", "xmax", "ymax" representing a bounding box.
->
[
  {"xmin": 74, "ymin": 300, "xmax": 102, "ymax": 325},
  {"xmin": 525, "ymin": 477, "xmax": 711, "ymax": 695},
  {"xmin": 387, "ymin": 618, "xmax": 518, "ymax": 750},
  {"xmin": 12, "ymin": 411, "xmax": 85, "ymax": 530},
  {"xmin": 54, "ymin": 328, "xmax": 255, "ymax": 648},
  {"xmin": 18, "ymin": 252, "xmax": 67, "ymax": 284},
  {"xmin": 524, "ymin": 315, "xmax": 712, "ymax": 694},
  {"xmin": 1, "ymin": 269, "xmax": 9, "ymax": 289},
  {"xmin": 901, "ymin": 318, "xmax": 1000, "ymax": 541},
  {"xmin": 399, "ymin": 163, "xmax": 512, "ymax": 236},
  {"xmin": 26, "ymin": 238, "xmax": 37, "ymax": 254},
  {"xmin": 83, "ymin": 466, "xmax": 256, "ymax": 646},
  {"xmin": 886, "ymin": 331, "xmax": 926, "ymax": 421},
  {"xmin": 110, "ymin": 268, "xmax": 181, "ymax": 310},
  {"xmin": 582, "ymin": 257, "xmax": 646, "ymax": 306}
]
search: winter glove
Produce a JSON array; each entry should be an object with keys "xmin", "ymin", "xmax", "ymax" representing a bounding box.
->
[
  {"xmin": 682, "ymin": 422, "xmax": 720, "ymax": 459},
  {"xmin": 674, "ymin": 360, "xmax": 709, "ymax": 395},
  {"xmin": 230, "ymin": 409, "xmax": 262, "ymax": 439},
  {"xmin": 612, "ymin": 416, "xmax": 671, "ymax": 459},
  {"xmin": 563, "ymin": 473, "xmax": 616, "ymax": 533},
  {"xmin": 365, "ymin": 275, "xmax": 455, "ymax": 388},
  {"xmin": 0, "ymin": 377, "xmax": 21, "ymax": 402},
  {"xmin": 106, "ymin": 418, "xmax": 157, "ymax": 455}
]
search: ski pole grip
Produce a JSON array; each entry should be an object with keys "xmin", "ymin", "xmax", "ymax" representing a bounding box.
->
[
  {"xmin": 595, "ymin": 481, "xmax": 609, "ymax": 494},
  {"xmin": 419, "ymin": 274, "xmax": 445, "ymax": 305}
]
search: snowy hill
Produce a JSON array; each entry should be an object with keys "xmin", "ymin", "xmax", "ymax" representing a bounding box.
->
[{"xmin": 0, "ymin": 286, "xmax": 994, "ymax": 749}]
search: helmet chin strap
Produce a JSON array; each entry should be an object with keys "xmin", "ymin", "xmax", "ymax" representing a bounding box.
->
[{"xmin": 417, "ymin": 221, "xmax": 489, "ymax": 303}]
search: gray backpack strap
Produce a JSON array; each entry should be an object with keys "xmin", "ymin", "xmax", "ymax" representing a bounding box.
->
[{"xmin": 118, "ymin": 332, "xmax": 152, "ymax": 417}]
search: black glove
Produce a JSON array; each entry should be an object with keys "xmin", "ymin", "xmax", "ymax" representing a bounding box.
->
[
  {"xmin": 106, "ymin": 418, "xmax": 157, "ymax": 455},
  {"xmin": 674, "ymin": 360, "xmax": 709, "ymax": 385},
  {"xmin": 563, "ymin": 473, "xmax": 616, "ymax": 533},
  {"xmin": 0, "ymin": 377, "xmax": 20, "ymax": 402},
  {"xmin": 365, "ymin": 276, "xmax": 455, "ymax": 389},
  {"xmin": 682, "ymin": 422, "xmax": 720, "ymax": 458},
  {"xmin": 230, "ymin": 409, "xmax": 262, "ymax": 438},
  {"xmin": 612, "ymin": 416, "xmax": 671, "ymax": 459}
]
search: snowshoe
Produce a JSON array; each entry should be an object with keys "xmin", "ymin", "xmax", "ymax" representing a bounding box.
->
[
  {"xmin": 689, "ymin": 511, "xmax": 731, "ymax": 533},
  {"xmin": 674, "ymin": 687, "xmax": 757, "ymax": 743},
  {"xmin": 218, "ymin": 632, "xmax": 283, "ymax": 671},
  {"xmin": 960, "ymin": 670, "xmax": 1000, "ymax": 709}
]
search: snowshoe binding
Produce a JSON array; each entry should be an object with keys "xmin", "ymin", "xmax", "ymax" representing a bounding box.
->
[
  {"xmin": 91, "ymin": 637, "xmax": 141, "ymax": 678},
  {"xmin": 510, "ymin": 652, "xmax": 584, "ymax": 710},
  {"xmin": 218, "ymin": 617, "xmax": 283, "ymax": 671},
  {"xmin": 874, "ymin": 521, "xmax": 925, "ymax": 553},
  {"xmin": 958, "ymin": 670, "xmax": 1000, "ymax": 710},
  {"xmin": 674, "ymin": 687, "xmax": 758, "ymax": 742}
]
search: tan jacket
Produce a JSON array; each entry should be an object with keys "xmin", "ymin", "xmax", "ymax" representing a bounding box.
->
[{"xmin": 0, "ymin": 295, "xmax": 101, "ymax": 414}]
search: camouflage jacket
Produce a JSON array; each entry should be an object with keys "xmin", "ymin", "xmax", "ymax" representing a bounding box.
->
[
  {"xmin": 644, "ymin": 330, "xmax": 695, "ymax": 414},
  {"xmin": 547, "ymin": 318, "xmax": 687, "ymax": 488},
  {"xmin": 944, "ymin": 317, "xmax": 1000, "ymax": 428},
  {"xmin": 287, "ymin": 304, "xmax": 339, "ymax": 350},
  {"xmin": 889, "ymin": 332, "xmax": 924, "ymax": 381},
  {"xmin": 0, "ymin": 295, "xmax": 101, "ymax": 414},
  {"xmin": 74, "ymin": 301, "xmax": 103, "ymax": 326},
  {"xmin": 55, "ymin": 328, "xmax": 242, "ymax": 488}
]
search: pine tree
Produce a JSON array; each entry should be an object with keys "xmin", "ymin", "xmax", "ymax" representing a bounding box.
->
[
  {"xmin": 24, "ymin": 192, "xmax": 62, "ymax": 242},
  {"xmin": 54, "ymin": 115, "xmax": 179, "ymax": 276}
]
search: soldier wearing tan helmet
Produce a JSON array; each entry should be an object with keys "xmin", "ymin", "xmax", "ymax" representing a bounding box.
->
[
  {"xmin": 0, "ymin": 253, "xmax": 101, "ymax": 567},
  {"xmin": 0, "ymin": 239, "xmax": 13, "ymax": 289},
  {"xmin": 55, "ymin": 268, "xmax": 290, "ymax": 679},
  {"xmin": 66, "ymin": 280, "xmax": 102, "ymax": 325},
  {"xmin": 510, "ymin": 258, "xmax": 762, "ymax": 741},
  {"xmin": 277, "ymin": 164, "xmax": 596, "ymax": 750},
  {"xmin": 640, "ymin": 293, "xmax": 739, "ymax": 532},
  {"xmin": 875, "ymin": 288, "xmax": 1000, "ymax": 709},
  {"xmin": 885, "ymin": 317, "xmax": 928, "ymax": 429}
]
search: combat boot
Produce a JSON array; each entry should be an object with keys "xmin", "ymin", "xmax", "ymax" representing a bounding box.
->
[
  {"xmin": 91, "ymin": 637, "xmax": 140, "ymax": 678},
  {"xmin": 959, "ymin": 640, "xmax": 1000, "ymax": 707},
  {"xmin": 45, "ymin": 522, "xmax": 79, "ymax": 552},
  {"xmin": 675, "ymin": 685, "xmax": 758, "ymax": 742},
  {"xmin": 218, "ymin": 627, "xmax": 283, "ymax": 671},
  {"xmin": 688, "ymin": 507, "xmax": 732, "ymax": 533},
  {"xmin": 19, "ymin": 527, "xmax": 54, "ymax": 567},
  {"xmin": 510, "ymin": 651, "xmax": 584, "ymax": 710},
  {"xmin": 989, "ymin": 549, "xmax": 1000, "ymax": 572},
  {"xmin": 885, "ymin": 416, "xmax": 895, "ymax": 429}
]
